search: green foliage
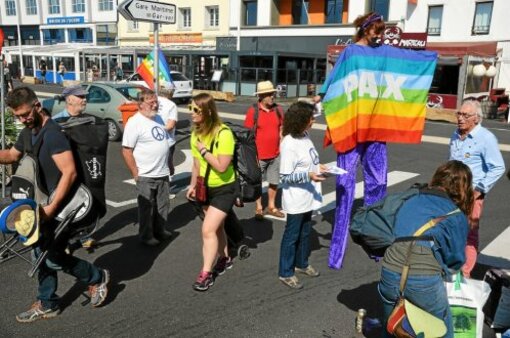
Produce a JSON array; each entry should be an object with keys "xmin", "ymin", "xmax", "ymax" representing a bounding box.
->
[
  {"xmin": 1, "ymin": 108, "xmax": 19, "ymax": 146},
  {"xmin": 454, "ymin": 313, "xmax": 472, "ymax": 332}
]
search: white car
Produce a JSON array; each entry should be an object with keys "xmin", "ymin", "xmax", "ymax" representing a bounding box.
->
[{"xmin": 123, "ymin": 71, "xmax": 193, "ymax": 103}]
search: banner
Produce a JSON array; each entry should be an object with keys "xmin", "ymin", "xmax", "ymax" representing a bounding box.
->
[
  {"xmin": 136, "ymin": 48, "xmax": 172, "ymax": 90},
  {"xmin": 321, "ymin": 44, "xmax": 437, "ymax": 153},
  {"xmin": 0, "ymin": 28, "xmax": 4, "ymax": 54}
]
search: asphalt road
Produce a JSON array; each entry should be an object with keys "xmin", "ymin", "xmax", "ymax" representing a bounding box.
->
[{"xmin": 1, "ymin": 84, "xmax": 509, "ymax": 337}]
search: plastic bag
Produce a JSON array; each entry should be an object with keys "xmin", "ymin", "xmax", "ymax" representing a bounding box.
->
[{"xmin": 445, "ymin": 272, "xmax": 491, "ymax": 337}]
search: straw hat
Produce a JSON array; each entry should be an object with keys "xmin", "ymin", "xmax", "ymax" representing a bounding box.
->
[{"xmin": 254, "ymin": 81, "xmax": 277, "ymax": 96}]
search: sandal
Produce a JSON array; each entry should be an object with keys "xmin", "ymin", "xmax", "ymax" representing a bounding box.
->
[
  {"xmin": 267, "ymin": 208, "xmax": 285, "ymax": 218},
  {"xmin": 255, "ymin": 208, "xmax": 264, "ymax": 221}
]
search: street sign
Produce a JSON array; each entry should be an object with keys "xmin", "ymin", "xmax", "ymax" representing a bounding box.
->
[{"xmin": 118, "ymin": 0, "xmax": 176, "ymax": 24}]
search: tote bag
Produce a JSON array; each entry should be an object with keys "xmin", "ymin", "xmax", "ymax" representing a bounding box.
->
[{"xmin": 446, "ymin": 272, "xmax": 491, "ymax": 338}]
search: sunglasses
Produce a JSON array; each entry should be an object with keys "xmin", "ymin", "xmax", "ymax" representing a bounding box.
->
[{"xmin": 188, "ymin": 104, "xmax": 202, "ymax": 115}]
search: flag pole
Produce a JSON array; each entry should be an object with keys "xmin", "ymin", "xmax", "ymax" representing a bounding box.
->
[{"xmin": 153, "ymin": 23, "xmax": 159, "ymax": 97}]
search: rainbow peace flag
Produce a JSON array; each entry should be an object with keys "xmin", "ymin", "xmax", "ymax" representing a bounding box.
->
[
  {"xmin": 136, "ymin": 48, "xmax": 172, "ymax": 90},
  {"xmin": 321, "ymin": 44, "xmax": 437, "ymax": 153}
]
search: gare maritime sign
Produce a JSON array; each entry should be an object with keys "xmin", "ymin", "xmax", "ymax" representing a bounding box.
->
[{"xmin": 118, "ymin": 0, "xmax": 176, "ymax": 24}]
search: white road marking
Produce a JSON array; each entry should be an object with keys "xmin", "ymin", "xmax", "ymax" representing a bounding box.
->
[
  {"xmin": 264, "ymin": 170, "xmax": 420, "ymax": 222},
  {"xmin": 478, "ymin": 226, "xmax": 510, "ymax": 269}
]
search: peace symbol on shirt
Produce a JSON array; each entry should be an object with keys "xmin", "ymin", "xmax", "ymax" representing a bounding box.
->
[{"xmin": 151, "ymin": 126, "xmax": 166, "ymax": 141}]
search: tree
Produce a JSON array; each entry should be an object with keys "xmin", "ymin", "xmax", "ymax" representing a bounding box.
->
[{"xmin": 454, "ymin": 313, "xmax": 472, "ymax": 332}]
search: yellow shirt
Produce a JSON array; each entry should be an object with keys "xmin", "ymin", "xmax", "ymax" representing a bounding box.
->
[{"xmin": 191, "ymin": 124, "xmax": 236, "ymax": 187}]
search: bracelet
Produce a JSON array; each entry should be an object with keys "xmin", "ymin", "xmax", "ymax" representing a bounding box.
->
[{"xmin": 200, "ymin": 148, "xmax": 208, "ymax": 157}]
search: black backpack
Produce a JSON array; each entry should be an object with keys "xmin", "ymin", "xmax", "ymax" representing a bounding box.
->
[{"xmin": 219, "ymin": 123, "xmax": 262, "ymax": 204}]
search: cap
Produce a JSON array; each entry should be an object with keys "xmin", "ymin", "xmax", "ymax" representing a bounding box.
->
[{"xmin": 62, "ymin": 85, "xmax": 88, "ymax": 98}]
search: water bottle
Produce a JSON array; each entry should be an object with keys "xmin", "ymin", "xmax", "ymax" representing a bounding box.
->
[{"xmin": 355, "ymin": 308, "xmax": 366, "ymax": 334}]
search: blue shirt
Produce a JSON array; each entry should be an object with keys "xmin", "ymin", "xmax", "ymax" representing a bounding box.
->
[
  {"xmin": 449, "ymin": 124, "xmax": 505, "ymax": 194},
  {"xmin": 52, "ymin": 108, "xmax": 70, "ymax": 120}
]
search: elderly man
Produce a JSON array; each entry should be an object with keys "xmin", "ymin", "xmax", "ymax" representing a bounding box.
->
[
  {"xmin": 122, "ymin": 88, "xmax": 173, "ymax": 246},
  {"xmin": 244, "ymin": 81, "xmax": 285, "ymax": 220},
  {"xmin": 449, "ymin": 99, "xmax": 505, "ymax": 277},
  {"xmin": 1, "ymin": 87, "xmax": 109, "ymax": 322},
  {"xmin": 52, "ymin": 85, "xmax": 88, "ymax": 119}
]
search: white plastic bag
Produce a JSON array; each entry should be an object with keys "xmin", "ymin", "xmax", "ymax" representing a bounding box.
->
[{"xmin": 445, "ymin": 272, "xmax": 491, "ymax": 338}]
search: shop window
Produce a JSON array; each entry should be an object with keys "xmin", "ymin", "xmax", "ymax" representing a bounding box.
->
[
  {"xmin": 42, "ymin": 29, "xmax": 65, "ymax": 45},
  {"xmin": 69, "ymin": 28, "xmax": 92, "ymax": 43},
  {"xmin": 98, "ymin": 0, "xmax": 113, "ymax": 11},
  {"xmin": 179, "ymin": 8, "xmax": 191, "ymax": 29},
  {"xmin": 48, "ymin": 0, "xmax": 60, "ymax": 14},
  {"xmin": 206, "ymin": 6, "xmax": 219, "ymax": 28},
  {"xmin": 292, "ymin": 0, "xmax": 309, "ymax": 25},
  {"xmin": 325, "ymin": 0, "xmax": 343, "ymax": 24},
  {"xmin": 244, "ymin": 1, "xmax": 257, "ymax": 26},
  {"xmin": 96, "ymin": 24, "xmax": 117, "ymax": 45},
  {"xmin": 6, "ymin": 0, "xmax": 16, "ymax": 16},
  {"xmin": 427, "ymin": 5, "xmax": 443, "ymax": 36},
  {"xmin": 368, "ymin": 0, "xmax": 389, "ymax": 20},
  {"xmin": 26, "ymin": 0, "xmax": 37, "ymax": 15},
  {"xmin": 472, "ymin": 1, "xmax": 493, "ymax": 35}
]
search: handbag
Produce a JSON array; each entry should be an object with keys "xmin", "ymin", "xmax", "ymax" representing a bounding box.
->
[
  {"xmin": 386, "ymin": 212, "xmax": 460, "ymax": 337},
  {"xmin": 194, "ymin": 135, "xmax": 216, "ymax": 203}
]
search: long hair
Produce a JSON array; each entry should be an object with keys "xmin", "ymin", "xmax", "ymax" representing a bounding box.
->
[
  {"xmin": 192, "ymin": 93, "xmax": 222, "ymax": 137},
  {"xmin": 282, "ymin": 101, "xmax": 314, "ymax": 138},
  {"xmin": 429, "ymin": 160, "xmax": 474, "ymax": 216},
  {"xmin": 353, "ymin": 12, "xmax": 385, "ymax": 43}
]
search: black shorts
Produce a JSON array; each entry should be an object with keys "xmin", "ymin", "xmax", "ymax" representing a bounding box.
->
[{"xmin": 205, "ymin": 182, "xmax": 236, "ymax": 214}]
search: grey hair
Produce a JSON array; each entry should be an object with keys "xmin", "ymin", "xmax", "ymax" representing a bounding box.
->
[{"xmin": 461, "ymin": 99, "xmax": 483, "ymax": 122}]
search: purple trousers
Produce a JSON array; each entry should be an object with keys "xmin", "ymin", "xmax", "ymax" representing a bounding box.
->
[{"xmin": 329, "ymin": 142, "xmax": 388, "ymax": 269}]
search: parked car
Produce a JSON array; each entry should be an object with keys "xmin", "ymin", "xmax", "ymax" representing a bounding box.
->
[
  {"xmin": 42, "ymin": 83, "xmax": 146, "ymax": 141},
  {"xmin": 123, "ymin": 71, "xmax": 193, "ymax": 103}
]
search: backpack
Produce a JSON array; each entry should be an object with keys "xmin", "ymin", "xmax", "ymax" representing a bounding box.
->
[
  {"xmin": 219, "ymin": 123, "xmax": 262, "ymax": 204},
  {"xmin": 10, "ymin": 128, "xmax": 50, "ymax": 204},
  {"xmin": 349, "ymin": 183, "xmax": 454, "ymax": 257},
  {"xmin": 252, "ymin": 103, "xmax": 284, "ymax": 137}
]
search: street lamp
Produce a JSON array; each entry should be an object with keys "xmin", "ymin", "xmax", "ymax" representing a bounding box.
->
[{"xmin": 15, "ymin": 0, "xmax": 25, "ymax": 77}]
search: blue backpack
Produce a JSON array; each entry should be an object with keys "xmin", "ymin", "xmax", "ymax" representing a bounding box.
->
[{"xmin": 349, "ymin": 184, "xmax": 451, "ymax": 257}]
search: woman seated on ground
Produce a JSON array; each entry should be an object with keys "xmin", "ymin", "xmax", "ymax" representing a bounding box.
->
[
  {"xmin": 186, "ymin": 93, "xmax": 237, "ymax": 292},
  {"xmin": 378, "ymin": 160, "xmax": 473, "ymax": 337}
]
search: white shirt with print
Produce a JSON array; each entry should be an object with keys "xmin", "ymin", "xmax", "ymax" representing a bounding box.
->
[
  {"xmin": 279, "ymin": 133, "xmax": 323, "ymax": 214},
  {"xmin": 122, "ymin": 112, "xmax": 170, "ymax": 177},
  {"xmin": 157, "ymin": 96, "xmax": 178, "ymax": 147}
]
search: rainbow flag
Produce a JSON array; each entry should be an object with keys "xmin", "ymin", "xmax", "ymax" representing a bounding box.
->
[
  {"xmin": 321, "ymin": 44, "xmax": 437, "ymax": 153},
  {"xmin": 136, "ymin": 48, "xmax": 172, "ymax": 90}
]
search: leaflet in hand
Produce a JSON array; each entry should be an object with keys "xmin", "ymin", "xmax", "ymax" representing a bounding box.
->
[{"xmin": 324, "ymin": 165, "xmax": 348, "ymax": 175}]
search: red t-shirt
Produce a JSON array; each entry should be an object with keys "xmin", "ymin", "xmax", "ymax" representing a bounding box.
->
[{"xmin": 244, "ymin": 103, "xmax": 282, "ymax": 160}]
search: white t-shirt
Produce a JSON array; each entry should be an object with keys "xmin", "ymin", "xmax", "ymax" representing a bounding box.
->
[
  {"xmin": 279, "ymin": 134, "xmax": 322, "ymax": 214},
  {"xmin": 122, "ymin": 112, "xmax": 170, "ymax": 177},
  {"xmin": 157, "ymin": 96, "xmax": 178, "ymax": 147}
]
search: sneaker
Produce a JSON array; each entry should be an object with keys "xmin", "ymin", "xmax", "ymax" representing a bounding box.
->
[
  {"xmin": 192, "ymin": 271, "xmax": 214, "ymax": 291},
  {"xmin": 295, "ymin": 265, "xmax": 320, "ymax": 277},
  {"xmin": 213, "ymin": 256, "xmax": 233, "ymax": 276},
  {"xmin": 16, "ymin": 301, "xmax": 60, "ymax": 323},
  {"xmin": 89, "ymin": 269, "xmax": 110, "ymax": 307},
  {"xmin": 279, "ymin": 275, "xmax": 303, "ymax": 289}
]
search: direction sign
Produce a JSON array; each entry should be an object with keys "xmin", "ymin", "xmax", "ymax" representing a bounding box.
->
[{"xmin": 118, "ymin": 0, "xmax": 176, "ymax": 24}]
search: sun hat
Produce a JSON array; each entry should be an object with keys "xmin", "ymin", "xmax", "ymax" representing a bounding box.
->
[
  {"xmin": 254, "ymin": 81, "xmax": 277, "ymax": 96},
  {"xmin": 62, "ymin": 85, "xmax": 88, "ymax": 98}
]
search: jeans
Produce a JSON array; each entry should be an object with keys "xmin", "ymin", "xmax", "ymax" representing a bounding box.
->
[
  {"xmin": 278, "ymin": 211, "xmax": 312, "ymax": 277},
  {"xmin": 136, "ymin": 176, "xmax": 170, "ymax": 241},
  {"xmin": 378, "ymin": 267, "xmax": 452, "ymax": 338},
  {"xmin": 34, "ymin": 226, "xmax": 102, "ymax": 309}
]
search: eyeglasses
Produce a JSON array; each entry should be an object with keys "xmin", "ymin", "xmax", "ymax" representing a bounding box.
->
[
  {"xmin": 188, "ymin": 104, "xmax": 202, "ymax": 115},
  {"xmin": 456, "ymin": 111, "xmax": 476, "ymax": 119},
  {"xmin": 13, "ymin": 104, "xmax": 37, "ymax": 121}
]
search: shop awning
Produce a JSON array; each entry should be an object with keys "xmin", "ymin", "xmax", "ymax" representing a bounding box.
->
[{"xmin": 427, "ymin": 41, "xmax": 498, "ymax": 57}]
